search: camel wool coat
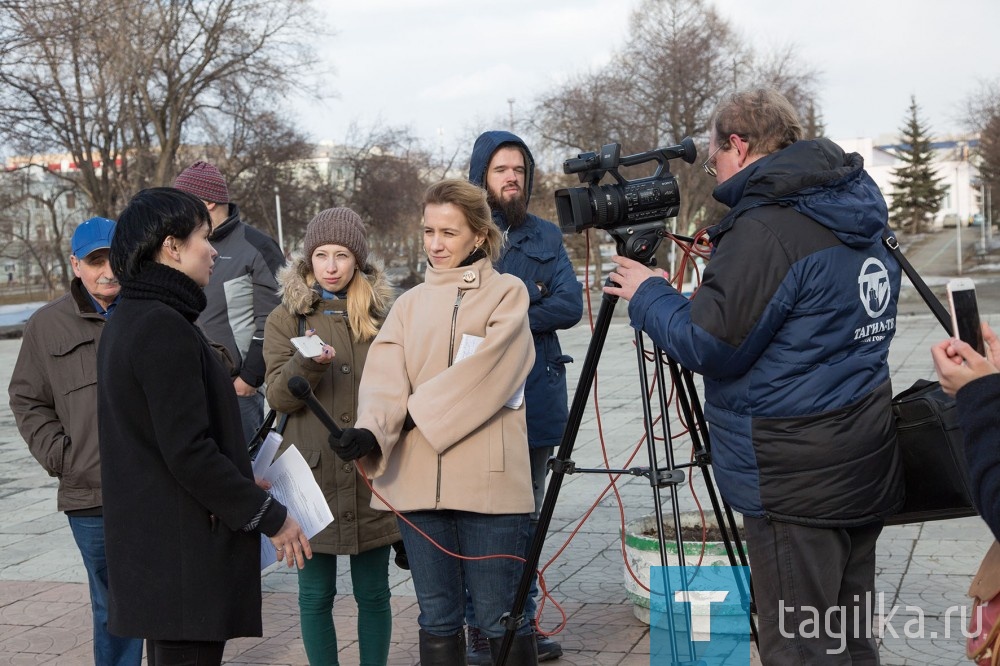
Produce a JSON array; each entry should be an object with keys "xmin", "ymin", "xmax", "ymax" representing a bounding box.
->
[{"xmin": 356, "ymin": 257, "xmax": 535, "ymax": 514}]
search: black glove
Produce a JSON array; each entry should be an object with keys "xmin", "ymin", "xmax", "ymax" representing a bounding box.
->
[
  {"xmin": 391, "ymin": 539, "xmax": 409, "ymax": 570},
  {"xmin": 330, "ymin": 427, "xmax": 378, "ymax": 461}
]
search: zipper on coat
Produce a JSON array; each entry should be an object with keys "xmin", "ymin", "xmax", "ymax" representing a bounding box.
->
[
  {"xmin": 447, "ymin": 289, "xmax": 465, "ymax": 366},
  {"xmin": 435, "ymin": 455, "xmax": 443, "ymax": 505},
  {"xmin": 440, "ymin": 288, "xmax": 465, "ymax": 506}
]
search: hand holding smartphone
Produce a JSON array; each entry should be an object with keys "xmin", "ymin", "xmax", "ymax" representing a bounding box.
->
[
  {"xmin": 290, "ymin": 334, "xmax": 326, "ymax": 358},
  {"xmin": 947, "ymin": 278, "xmax": 985, "ymax": 355}
]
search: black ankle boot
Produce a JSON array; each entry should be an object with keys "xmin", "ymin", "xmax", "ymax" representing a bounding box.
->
[
  {"xmin": 488, "ymin": 633, "xmax": 539, "ymax": 666},
  {"xmin": 419, "ymin": 629, "xmax": 468, "ymax": 665}
]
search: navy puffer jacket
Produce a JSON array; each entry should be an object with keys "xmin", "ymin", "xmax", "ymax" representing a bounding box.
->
[{"xmin": 629, "ymin": 138, "xmax": 904, "ymax": 526}]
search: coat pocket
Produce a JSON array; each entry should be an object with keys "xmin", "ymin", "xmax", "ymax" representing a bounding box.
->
[{"xmin": 52, "ymin": 337, "xmax": 96, "ymax": 395}]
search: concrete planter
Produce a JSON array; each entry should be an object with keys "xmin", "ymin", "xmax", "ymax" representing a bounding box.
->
[{"xmin": 623, "ymin": 511, "xmax": 743, "ymax": 626}]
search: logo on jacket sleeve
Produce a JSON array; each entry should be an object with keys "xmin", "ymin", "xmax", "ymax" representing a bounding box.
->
[{"xmin": 858, "ymin": 258, "xmax": 890, "ymax": 318}]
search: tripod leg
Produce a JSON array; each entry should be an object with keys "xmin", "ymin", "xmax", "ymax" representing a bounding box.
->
[
  {"xmin": 492, "ymin": 290, "xmax": 620, "ymax": 666},
  {"xmin": 663, "ymin": 352, "xmax": 759, "ymax": 647},
  {"xmin": 636, "ymin": 331, "xmax": 697, "ymax": 663}
]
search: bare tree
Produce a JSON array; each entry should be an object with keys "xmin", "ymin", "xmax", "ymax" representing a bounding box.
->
[
  {"xmin": 338, "ymin": 124, "xmax": 435, "ymax": 282},
  {"xmin": 963, "ymin": 78, "xmax": 1000, "ymax": 224},
  {"xmin": 0, "ymin": 0, "xmax": 322, "ymax": 217},
  {"xmin": 743, "ymin": 45, "xmax": 822, "ymax": 126},
  {"xmin": 529, "ymin": 0, "xmax": 822, "ymax": 285},
  {"xmin": 199, "ymin": 108, "xmax": 326, "ymax": 251},
  {"xmin": 0, "ymin": 165, "xmax": 76, "ymax": 293}
]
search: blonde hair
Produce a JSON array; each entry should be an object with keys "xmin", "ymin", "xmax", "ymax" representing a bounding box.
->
[
  {"xmin": 343, "ymin": 264, "xmax": 388, "ymax": 343},
  {"xmin": 422, "ymin": 179, "xmax": 503, "ymax": 260}
]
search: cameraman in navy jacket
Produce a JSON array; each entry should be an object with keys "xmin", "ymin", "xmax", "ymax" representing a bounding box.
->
[
  {"xmin": 466, "ymin": 130, "xmax": 583, "ymax": 662},
  {"xmin": 606, "ymin": 89, "xmax": 903, "ymax": 664}
]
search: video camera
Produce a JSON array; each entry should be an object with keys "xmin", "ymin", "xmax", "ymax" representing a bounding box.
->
[{"xmin": 554, "ymin": 138, "xmax": 696, "ymax": 264}]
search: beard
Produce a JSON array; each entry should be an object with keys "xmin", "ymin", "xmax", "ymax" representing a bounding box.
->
[{"xmin": 487, "ymin": 187, "xmax": 528, "ymax": 229}]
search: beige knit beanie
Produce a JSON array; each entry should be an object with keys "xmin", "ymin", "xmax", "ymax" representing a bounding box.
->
[{"xmin": 303, "ymin": 208, "xmax": 369, "ymax": 269}]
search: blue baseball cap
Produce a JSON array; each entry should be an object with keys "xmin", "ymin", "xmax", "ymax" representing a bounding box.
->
[{"xmin": 72, "ymin": 217, "xmax": 116, "ymax": 258}]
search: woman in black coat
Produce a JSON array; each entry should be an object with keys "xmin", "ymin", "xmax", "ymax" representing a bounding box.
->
[{"xmin": 97, "ymin": 188, "xmax": 312, "ymax": 665}]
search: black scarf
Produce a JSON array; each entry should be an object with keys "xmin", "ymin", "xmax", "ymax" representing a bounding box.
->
[
  {"xmin": 459, "ymin": 247, "xmax": 487, "ymax": 267},
  {"xmin": 120, "ymin": 261, "xmax": 206, "ymax": 323}
]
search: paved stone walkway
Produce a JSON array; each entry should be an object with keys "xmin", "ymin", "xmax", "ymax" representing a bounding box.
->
[{"xmin": 0, "ymin": 295, "xmax": 995, "ymax": 664}]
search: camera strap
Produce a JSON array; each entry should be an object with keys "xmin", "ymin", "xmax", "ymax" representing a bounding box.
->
[{"xmin": 880, "ymin": 231, "xmax": 951, "ymax": 335}]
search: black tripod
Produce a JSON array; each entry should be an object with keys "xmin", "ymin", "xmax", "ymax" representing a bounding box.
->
[{"xmin": 493, "ymin": 234, "xmax": 757, "ymax": 665}]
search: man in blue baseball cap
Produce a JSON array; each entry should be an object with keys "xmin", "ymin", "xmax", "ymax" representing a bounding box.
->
[
  {"xmin": 70, "ymin": 216, "xmax": 120, "ymax": 317},
  {"xmin": 8, "ymin": 216, "xmax": 142, "ymax": 665}
]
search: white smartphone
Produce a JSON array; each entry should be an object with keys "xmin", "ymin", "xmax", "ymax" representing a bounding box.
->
[
  {"xmin": 290, "ymin": 335, "xmax": 325, "ymax": 358},
  {"xmin": 946, "ymin": 278, "xmax": 985, "ymax": 355}
]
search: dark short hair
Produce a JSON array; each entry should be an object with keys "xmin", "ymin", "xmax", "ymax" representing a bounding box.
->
[
  {"xmin": 111, "ymin": 187, "xmax": 210, "ymax": 281},
  {"xmin": 711, "ymin": 88, "xmax": 803, "ymax": 156}
]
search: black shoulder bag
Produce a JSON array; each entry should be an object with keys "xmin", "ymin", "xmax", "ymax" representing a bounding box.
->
[
  {"xmin": 247, "ymin": 314, "xmax": 305, "ymax": 460},
  {"xmin": 882, "ymin": 233, "xmax": 977, "ymax": 525}
]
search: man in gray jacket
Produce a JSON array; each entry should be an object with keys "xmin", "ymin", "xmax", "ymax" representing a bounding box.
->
[
  {"xmin": 9, "ymin": 217, "xmax": 143, "ymax": 665},
  {"xmin": 173, "ymin": 161, "xmax": 285, "ymax": 444}
]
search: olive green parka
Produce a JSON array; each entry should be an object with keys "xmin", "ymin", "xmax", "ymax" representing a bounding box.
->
[{"xmin": 263, "ymin": 255, "xmax": 399, "ymax": 555}]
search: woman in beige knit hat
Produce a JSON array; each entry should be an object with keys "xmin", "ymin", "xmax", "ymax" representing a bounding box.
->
[{"xmin": 263, "ymin": 207, "xmax": 400, "ymax": 665}]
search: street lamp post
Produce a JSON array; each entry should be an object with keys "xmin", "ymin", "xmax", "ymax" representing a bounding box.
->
[
  {"xmin": 982, "ymin": 182, "xmax": 988, "ymax": 252},
  {"xmin": 274, "ymin": 185, "xmax": 284, "ymax": 256},
  {"xmin": 956, "ymin": 166, "xmax": 962, "ymax": 276},
  {"xmin": 988, "ymin": 184, "xmax": 994, "ymax": 245}
]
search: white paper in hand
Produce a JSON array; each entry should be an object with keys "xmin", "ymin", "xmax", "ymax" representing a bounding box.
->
[
  {"xmin": 454, "ymin": 333, "xmax": 525, "ymax": 409},
  {"xmin": 259, "ymin": 444, "xmax": 334, "ymax": 570},
  {"xmin": 290, "ymin": 335, "xmax": 325, "ymax": 358},
  {"xmin": 251, "ymin": 431, "xmax": 283, "ymax": 477}
]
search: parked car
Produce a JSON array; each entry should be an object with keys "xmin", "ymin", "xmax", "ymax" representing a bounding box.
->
[{"xmin": 940, "ymin": 213, "xmax": 961, "ymax": 227}]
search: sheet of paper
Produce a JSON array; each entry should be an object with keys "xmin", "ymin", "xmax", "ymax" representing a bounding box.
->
[
  {"xmin": 259, "ymin": 444, "xmax": 334, "ymax": 570},
  {"xmin": 251, "ymin": 431, "xmax": 283, "ymax": 477},
  {"xmin": 455, "ymin": 333, "xmax": 525, "ymax": 409}
]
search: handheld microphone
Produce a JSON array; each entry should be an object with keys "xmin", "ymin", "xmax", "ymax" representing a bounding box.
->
[{"xmin": 288, "ymin": 375, "xmax": 344, "ymax": 439}]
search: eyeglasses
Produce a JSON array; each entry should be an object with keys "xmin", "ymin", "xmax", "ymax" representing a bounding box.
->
[{"xmin": 702, "ymin": 143, "xmax": 726, "ymax": 177}]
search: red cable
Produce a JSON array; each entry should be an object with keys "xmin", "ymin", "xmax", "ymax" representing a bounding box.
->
[{"xmin": 342, "ymin": 229, "xmax": 717, "ymax": 637}]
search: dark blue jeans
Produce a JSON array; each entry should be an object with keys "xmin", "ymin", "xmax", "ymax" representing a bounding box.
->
[
  {"xmin": 525, "ymin": 445, "xmax": 553, "ymax": 621},
  {"xmin": 399, "ymin": 510, "xmax": 532, "ymax": 639},
  {"xmin": 465, "ymin": 446, "xmax": 552, "ymax": 631},
  {"xmin": 237, "ymin": 391, "xmax": 264, "ymax": 446},
  {"xmin": 68, "ymin": 515, "xmax": 144, "ymax": 665}
]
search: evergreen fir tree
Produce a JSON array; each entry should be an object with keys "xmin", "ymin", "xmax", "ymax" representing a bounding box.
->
[
  {"xmin": 802, "ymin": 102, "xmax": 825, "ymax": 139},
  {"xmin": 888, "ymin": 96, "xmax": 948, "ymax": 233}
]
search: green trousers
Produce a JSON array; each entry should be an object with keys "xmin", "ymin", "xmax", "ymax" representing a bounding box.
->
[{"xmin": 297, "ymin": 546, "xmax": 392, "ymax": 666}]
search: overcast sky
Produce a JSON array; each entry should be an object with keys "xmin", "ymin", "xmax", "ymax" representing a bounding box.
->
[{"xmin": 293, "ymin": 0, "xmax": 999, "ymax": 155}]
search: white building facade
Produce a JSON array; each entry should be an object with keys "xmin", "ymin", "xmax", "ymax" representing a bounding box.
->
[{"xmin": 836, "ymin": 136, "xmax": 984, "ymax": 230}]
